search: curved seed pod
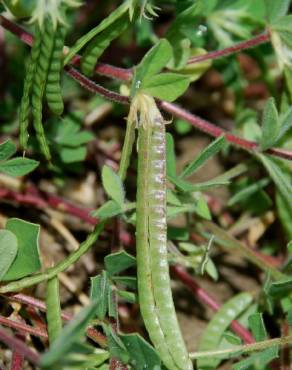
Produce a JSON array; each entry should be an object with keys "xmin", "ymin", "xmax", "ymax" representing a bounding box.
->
[
  {"xmin": 19, "ymin": 26, "xmax": 42, "ymax": 150},
  {"xmin": 148, "ymin": 116, "xmax": 193, "ymax": 370},
  {"xmin": 45, "ymin": 23, "xmax": 67, "ymax": 115},
  {"xmin": 134, "ymin": 93, "xmax": 192, "ymax": 370},
  {"xmin": 81, "ymin": 15, "xmax": 128, "ymax": 76},
  {"xmin": 197, "ymin": 292, "xmax": 253, "ymax": 369},
  {"xmin": 136, "ymin": 112, "xmax": 178, "ymax": 370},
  {"xmin": 31, "ymin": 18, "xmax": 56, "ymax": 160}
]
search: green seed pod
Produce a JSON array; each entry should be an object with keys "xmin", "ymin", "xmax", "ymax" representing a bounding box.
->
[
  {"xmin": 45, "ymin": 23, "xmax": 67, "ymax": 115},
  {"xmin": 19, "ymin": 26, "xmax": 42, "ymax": 150},
  {"xmin": 81, "ymin": 14, "xmax": 128, "ymax": 76},
  {"xmin": 31, "ymin": 18, "xmax": 57, "ymax": 160},
  {"xmin": 132, "ymin": 93, "xmax": 193, "ymax": 370}
]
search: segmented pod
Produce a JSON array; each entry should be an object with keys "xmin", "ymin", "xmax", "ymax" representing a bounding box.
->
[
  {"xmin": 133, "ymin": 93, "xmax": 193, "ymax": 370},
  {"xmin": 136, "ymin": 114, "xmax": 178, "ymax": 370},
  {"xmin": 81, "ymin": 15, "xmax": 128, "ymax": 76},
  {"xmin": 31, "ymin": 18, "xmax": 56, "ymax": 160},
  {"xmin": 19, "ymin": 27, "xmax": 42, "ymax": 150},
  {"xmin": 45, "ymin": 23, "xmax": 67, "ymax": 115}
]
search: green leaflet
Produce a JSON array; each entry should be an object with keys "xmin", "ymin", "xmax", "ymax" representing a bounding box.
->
[
  {"xmin": 276, "ymin": 192, "xmax": 292, "ymax": 239},
  {"xmin": 104, "ymin": 250, "xmax": 136, "ymax": 276},
  {"xmin": 270, "ymin": 15, "xmax": 292, "ymax": 68},
  {"xmin": 120, "ymin": 333, "xmax": 162, "ymax": 370},
  {"xmin": 104, "ymin": 325, "xmax": 129, "ymax": 364},
  {"xmin": 277, "ymin": 105, "xmax": 292, "ymax": 141},
  {"xmin": 2, "ymin": 218, "xmax": 41, "ymax": 281},
  {"xmin": 228, "ymin": 178, "xmax": 270, "ymax": 206},
  {"xmin": 257, "ymin": 154, "xmax": 292, "ymax": 208},
  {"xmin": 232, "ymin": 345, "xmax": 279, "ymax": 370},
  {"xmin": 132, "ymin": 39, "xmax": 191, "ymax": 101},
  {"xmin": 133, "ymin": 39, "xmax": 173, "ymax": 85},
  {"xmin": 264, "ymin": 0, "xmax": 291, "ymax": 22},
  {"xmin": 197, "ymin": 292, "xmax": 253, "ymax": 369},
  {"xmin": 81, "ymin": 14, "xmax": 129, "ymax": 76},
  {"xmin": 165, "ymin": 1, "xmax": 203, "ymax": 69},
  {"xmin": 266, "ymin": 276, "xmax": 292, "ymax": 298},
  {"xmin": 180, "ymin": 135, "xmax": 226, "ymax": 178},
  {"xmin": 0, "ymin": 137, "xmax": 38, "ymax": 177},
  {"xmin": 64, "ymin": 0, "xmax": 130, "ymax": 65},
  {"xmin": 169, "ymin": 163, "xmax": 247, "ymax": 193},
  {"xmin": 141, "ymin": 73, "xmax": 190, "ymax": 102},
  {"xmin": 91, "ymin": 200, "xmax": 123, "ymax": 220},
  {"xmin": 90, "ymin": 271, "xmax": 110, "ymax": 320},
  {"xmin": 0, "ymin": 230, "xmax": 18, "ymax": 281},
  {"xmin": 260, "ymin": 97, "xmax": 280, "ymax": 151},
  {"xmin": 101, "ymin": 165, "xmax": 125, "ymax": 206},
  {"xmin": 0, "ymin": 139, "xmax": 16, "ymax": 161},
  {"xmin": 248, "ymin": 313, "xmax": 267, "ymax": 342},
  {"xmin": 0, "ymin": 157, "xmax": 39, "ymax": 177}
]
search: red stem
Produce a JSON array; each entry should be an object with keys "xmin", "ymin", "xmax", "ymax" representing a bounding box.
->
[
  {"xmin": 0, "ymin": 326, "xmax": 40, "ymax": 365},
  {"xmin": 1, "ymin": 16, "xmax": 291, "ymax": 161},
  {"xmin": 171, "ymin": 265, "xmax": 255, "ymax": 344},
  {"xmin": 0, "ymin": 315, "xmax": 48, "ymax": 339},
  {"xmin": 5, "ymin": 293, "xmax": 107, "ymax": 347},
  {"xmin": 10, "ymin": 332, "xmax": 25, "ymax": 370},
  {"xmin": 187, "ymin": 32, "xmax": 270, "ymax": 64},
  {"xmin": 160, "ymin": 101, "xmax": 292, "ymax": 161}
]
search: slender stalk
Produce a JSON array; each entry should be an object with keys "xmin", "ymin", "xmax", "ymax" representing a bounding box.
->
[
  {"xmin": 189, "ymin": 335, "xmax": 292, "ymax": 360},
  {"xmin": 187, "ymin": 32, "xmax": 270, "ymax": 64},
  {"xmin": 0, "ymin": 222, "xmax": 105, "ymax": 293},
  {"xmin": 0, "ymin": 315, "xmax": 47, "ymax": 338},
  {"xmin": 118, "ymin": 118, "xmax": 136, "ymax": 181},
  {"xmin": 67, "ymin": 67, "xmax": 129, "ymax": 105},
  {"xmin": 5, "ymin": 293, "xmax": 107, "ymax": 347}
]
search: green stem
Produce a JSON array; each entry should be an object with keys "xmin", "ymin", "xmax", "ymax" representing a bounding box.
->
[
  {"xmin": 118, "ymin": 118, "xmax": 136, "ymax": 181},
  {"xmin": 190, "ymin": 335, "xmax": 292, "ymax": 360},
  {"xmin": 0, "ymin": 222, "xmax": 105, "ymax": 294}
]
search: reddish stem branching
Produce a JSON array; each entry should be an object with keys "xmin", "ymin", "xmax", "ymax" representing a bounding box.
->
[
  {"xmin": 1, "ymin": 186, "xmax": 257, "ymax": 345},
  {"xmin": 0, "ymin": 14, "xmax": 287, "ymax": 359},
  {"xmin": 0, "ymin": 315, "xmax": 48, "ymax": 339},
  {"xmin": 1, "ymin": 16, "xmax": 291, "ymax": 160},
  {"xmin": 5, "ymin": 293, "xmax": 107, "ymax": 347}
]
